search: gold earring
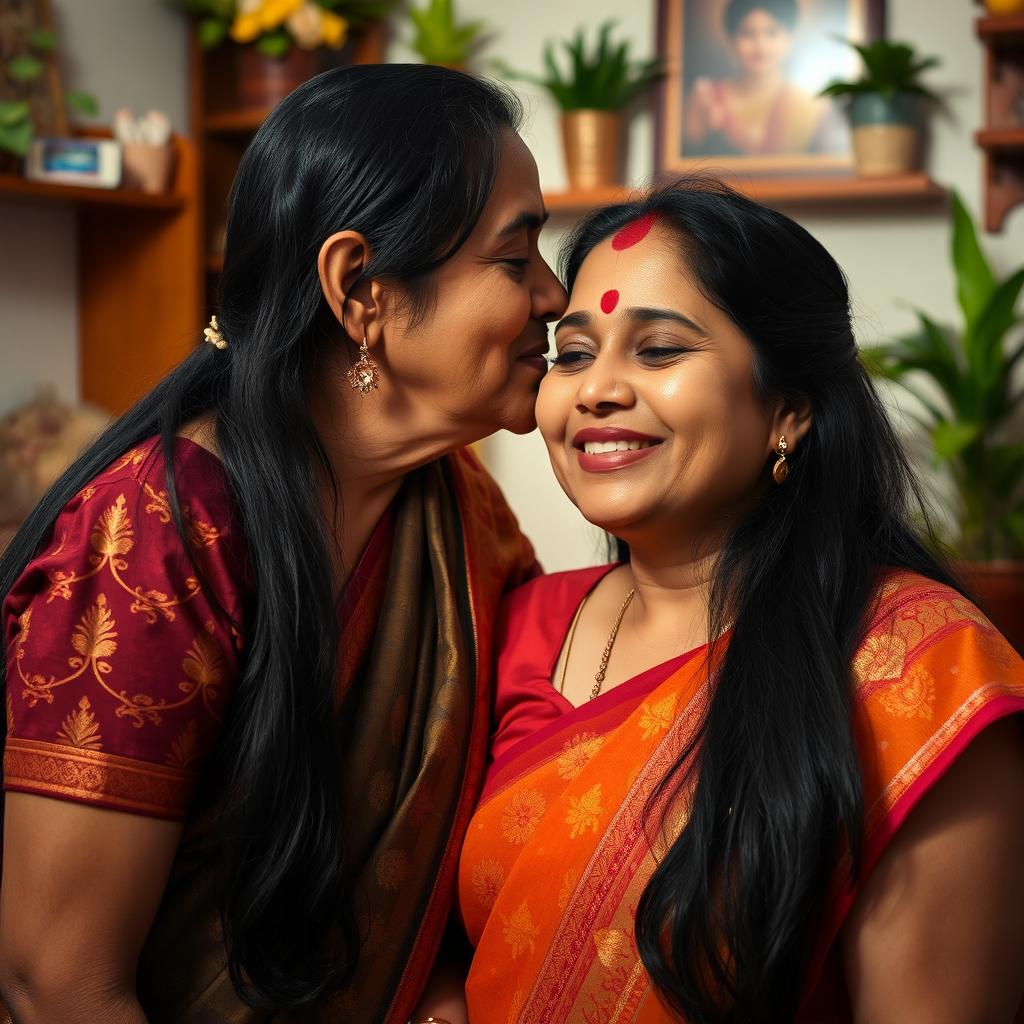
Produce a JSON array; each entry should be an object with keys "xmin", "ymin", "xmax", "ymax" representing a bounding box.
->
[
  {"xmin": 772, "ymin": 434, "xmax": 789, "ymax": 484},
  {"xmin": 346, "ymin": 335, "xmax": 380, "ymax": 395}
]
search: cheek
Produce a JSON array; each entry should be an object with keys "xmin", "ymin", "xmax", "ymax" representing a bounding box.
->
[{"xmin": 535, "ymin": 375, "xmax": 570, "ymax": 444}]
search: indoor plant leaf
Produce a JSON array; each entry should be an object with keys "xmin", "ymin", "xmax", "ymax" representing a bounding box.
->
[
  {"xmin": 66, "ymin": 91, "xmax": 100, "ymax": 118},
  {"xmin": 0, "ymin": 99, "xmax": 30, "ymax": 128},
  {"xmin": 28, "ymin": 28, "xmax": 56, "ymax": 53},
  {"xmin": 950, "ymin": 191, "xmax": 996, "ymax": 334},
  {"xmin": 7, "ymin": 55, "xmax": 44, "ymax": 82},
  {"xmin": 0, "ymin": 117, "xmax": 33, "ymax": 157},
  {"xmin": 932, "ymin": 421, "xmax": 982, "ymax": 461}
]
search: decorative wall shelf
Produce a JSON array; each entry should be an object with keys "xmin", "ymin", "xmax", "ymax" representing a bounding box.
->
[
  {"xmin": 975, "ymin": 12, "xmax": 1024, "ymax": 231},
  {"xmin": 542, "ymin": 173, "xmax": 945, "ymax": 216},
  {"xmin": 0, "ymin": 133, "xmax": 201, "ymax": 415}
]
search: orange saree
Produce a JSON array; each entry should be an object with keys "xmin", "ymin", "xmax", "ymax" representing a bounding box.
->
[{"xmin": 458, "ymin": 567, "xmax": 1024, "ymax": 1023}]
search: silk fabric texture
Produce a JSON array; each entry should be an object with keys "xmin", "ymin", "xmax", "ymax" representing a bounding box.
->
[
  {"xmin": 3, "ymin": 440, "xmax": 538, "ymax": 1023},
  {"xmin": 458, "ymin": 567, "xmax": 1024, "ymax": 1022}
]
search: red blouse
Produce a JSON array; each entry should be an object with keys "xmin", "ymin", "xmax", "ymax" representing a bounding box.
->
[{"xmin": 3, "ymin": 438, "xmax": 248, "ymax": 821}]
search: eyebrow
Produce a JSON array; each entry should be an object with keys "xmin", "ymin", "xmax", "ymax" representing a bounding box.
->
[
  {"xmin": 496, "ymin": 208, "xmax": 550, "ymax": 240},
  {"xmin": 554, "ymin": 306, "xmax": 709, "ymax": 336}
]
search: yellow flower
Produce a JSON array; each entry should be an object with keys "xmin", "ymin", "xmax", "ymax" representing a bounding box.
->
[
  {"xmin": 321, "ymin": 11, "xmax": 349, "ymax": 49},
  {"xmin": 230, "ymin": 11, "xmax": 262, "ymax": 43},
  {"xmin": 258, "ymin": 0, "xmax": 303, "ymax": 31},
  {"xmin": 637, "ymin": 693, "xmax": 678, "ymax": 741}
]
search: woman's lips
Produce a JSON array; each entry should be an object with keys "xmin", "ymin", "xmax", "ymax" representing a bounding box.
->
[
  {"xmin": 571, "ymin": 428, "xmax": 664, "ymax": 473},
  {"xmin": 576, "ymin": 443, "xmax": 661, "ymax": 473}
]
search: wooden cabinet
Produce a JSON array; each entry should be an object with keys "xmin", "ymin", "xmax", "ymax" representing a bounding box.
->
[{"xmin": 975, "ymin": 14, "xmax": 1024, "ymax": 231}]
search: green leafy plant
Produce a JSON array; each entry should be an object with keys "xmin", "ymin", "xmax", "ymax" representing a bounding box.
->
[
  {"xmin": 0, "ymin": 28, "xmax": 98, "ymax": 158},
  {"xmin": 820, "ymin": 38, "xmax": 941, "ymax": 103},
  {"xmin": 496, "ymin": 21, "xmax": 662, "ymax": 112},
  {"xmin": 862, "ymin": 192, "xmax": 1024, "ymax": 559},
  {"xmin": 408, "ymin": 0, "xmax": 485, "ymax": 68}
]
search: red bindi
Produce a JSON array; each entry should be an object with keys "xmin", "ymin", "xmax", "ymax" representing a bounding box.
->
[
  {"xmin": 600, "ymin": 289, "xmax": 619, "ymax": 314},
  {"xmin": 611, "ymin": 212, "xmax": 657, "ymax": 251}
]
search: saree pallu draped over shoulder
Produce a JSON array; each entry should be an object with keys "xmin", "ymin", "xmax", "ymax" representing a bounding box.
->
[
  {"xmin": 132, "ymin": 449, "xmax": 538, "ymax": 1023},
  {"xmin": 458, "ymin": 572, "xmax": 1024, "ymax": 1023}
]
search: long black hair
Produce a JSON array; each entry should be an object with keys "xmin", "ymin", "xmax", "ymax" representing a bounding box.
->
[
  {"xmin": 560, "ymin": 179, "xmax": 962, "ymax": 1023},
  {"xmin": 0, "ymin": 65, "xmax": 522, "ymax": 1008}
]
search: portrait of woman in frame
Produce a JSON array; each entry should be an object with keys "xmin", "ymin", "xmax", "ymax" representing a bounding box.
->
[{"xmin": 657, "ymin": 0, "xmax": 884, "ymax": 177}]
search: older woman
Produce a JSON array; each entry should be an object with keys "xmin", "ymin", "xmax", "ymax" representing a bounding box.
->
[
  {"xmin": 458, "ymin": 182, "xmax": 1024, "ymax": 1022},
  {"xmin": 0, "ymin": 66, "xmax": 565, "ymax": 1023}
]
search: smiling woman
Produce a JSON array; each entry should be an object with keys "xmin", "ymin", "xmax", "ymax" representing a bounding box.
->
[{"xmin": 458, "ymin": 178, "xmax": 1024, "ymax": 1024}]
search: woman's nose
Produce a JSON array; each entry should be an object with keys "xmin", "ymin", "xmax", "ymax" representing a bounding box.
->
[
  {"xmin": 533, "ymin": 259, "xmax": 568, "ymax": 322},
  {"xmin": 576, "ymin": 361, "xmax": 635, "ymax": 412}
]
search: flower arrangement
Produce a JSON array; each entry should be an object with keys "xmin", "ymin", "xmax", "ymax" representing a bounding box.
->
[{"xmin": 178, "ymin": 0, "xmax": 395, "ymax": 57}]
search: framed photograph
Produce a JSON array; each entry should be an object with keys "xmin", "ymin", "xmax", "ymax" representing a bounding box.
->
[
  {"xmin": 656, "ymin": 0, "xmax": 885, "ymax": 177},
  {"xmin": 25, "ymin": 137, "xmax": 121, "ymax": 188}
]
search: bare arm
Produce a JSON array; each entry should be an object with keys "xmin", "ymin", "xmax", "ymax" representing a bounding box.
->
[
  {"xmin": 0, "ymin": 793, "xmax": 181, "ymax": 1023},
  {"xmin": 842, "ymin": 717, "xmax": 1024, "ymax": 1024}
]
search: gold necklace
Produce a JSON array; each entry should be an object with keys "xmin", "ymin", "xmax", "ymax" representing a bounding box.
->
[{"xmin": 591, "ymin": 587, "xmax": 635, "ymax": 700}]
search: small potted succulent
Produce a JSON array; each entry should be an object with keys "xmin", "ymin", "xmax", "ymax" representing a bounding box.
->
[
  {"xmin": 497, "ymin": 22, "xmax": 662, "ymax": 191},
  {"xmin": 407, "ymin": 0, "xmax": 486, "ymax": 72},
  {"xmin": 863, "ymin": 192, "xmax": 1024, "ymax": 651},
  {"xmin": 820, "ymin": 38, "xmax": 942, "ymax": 177}
]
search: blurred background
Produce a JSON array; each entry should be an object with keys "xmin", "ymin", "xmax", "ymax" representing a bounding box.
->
[{"xmin": 1, "ymin": 0, "xmax": 1022, "ymax": 645}]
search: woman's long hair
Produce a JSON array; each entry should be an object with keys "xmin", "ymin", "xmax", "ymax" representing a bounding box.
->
[
  {"xmin": 0, "ymin": 65, "xmax": 522, "ymax": 1008},
  {"xmin": 560, "ymin": 179, "xmax": 962, "ymax": 1023}
]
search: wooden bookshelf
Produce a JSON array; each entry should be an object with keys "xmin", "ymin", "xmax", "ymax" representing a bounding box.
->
[
  {"xmin": 0, "ymin": 133, "xmax": 201, "ymax": 415},
  {"xmin": 976, "ymin": 13, "xmax": 1024, "ymax": 231},
  {"xmin": 542, "ymin": 173, "xmax": 945, "ymax": 216}
]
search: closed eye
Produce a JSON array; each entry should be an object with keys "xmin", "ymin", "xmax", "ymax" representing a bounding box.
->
[{"xmin": 549, "ymin": 350, "xmax": 592, "ymax": 368}]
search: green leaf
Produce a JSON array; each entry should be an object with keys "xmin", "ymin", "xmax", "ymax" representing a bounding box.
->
[
  {"xmin": 256, "ymin": 29, "xmax": 290, "ymax": 58},
  {"xmin": 0, "ymin": 116, "xmax": 32, "ymax": 157},
  {"xmin": 29, "ymin": 28, "xmax": 56, "ymax": 53},
  {"xmin": 65, "ymin": 90, "xmax": 99, "ymax": 117},
  {"xmin": 0, "ymin": 99, "xmax": 30, "ymax": 128},
  {"xmin": 932, "ymin": 421, "xmax": 982, "ymax": 460},
  {"xmin": 198, "ymin": 17, "xmax": 227, "ymax": 49},
  {"xmin": 7, "ymin": 55, "xmax": 44, "ymax": 82},
  {"xmin": 950, "ymin": 191, "xmax": 996, "ymax": 334}
]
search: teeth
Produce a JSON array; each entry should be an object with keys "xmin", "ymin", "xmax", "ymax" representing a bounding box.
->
[{"xmin": 583, "ymin": 439, "xmax": 654, "ymax": 455}]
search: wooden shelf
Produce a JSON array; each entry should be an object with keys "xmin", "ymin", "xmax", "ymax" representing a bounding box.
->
[
  {"xmin": 977, "ymin": 13, "xmax": 1024, "ymax": 41},
  {"xmin": 543, "ymin": 173, "xmax": 945, "ymax": 215},
  {"xmin": 975, "ymin": 127, "xmax": 1024, "ymax": 149},
  {"xmin": 0, "ymin": 173, "xmax": 185, "ymax": 210},
  {"xmin": 203, "ymin": 107, "xmax": 271, "ymax": 134}
]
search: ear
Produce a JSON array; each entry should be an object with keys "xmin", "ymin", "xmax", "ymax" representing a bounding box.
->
[
  {"xmin": 317, "ymin": 231, "xmax": 386, "ymax": 348},
  {"xmin": 766, "ymin": 395, "xmax": 813, "ymax": 456}
]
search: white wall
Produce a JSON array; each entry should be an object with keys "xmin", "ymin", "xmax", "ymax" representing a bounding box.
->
[
  {"xmin": 1, "ymin": 2, "xmax": 1018, "ymax": 571},
  {"xmin": 0, "ymin": 0, "xmax": 188, "ymax": 413},
  {"xmin": 397, "ymin": 0, "xmax": 1024, "ymax": 572}
]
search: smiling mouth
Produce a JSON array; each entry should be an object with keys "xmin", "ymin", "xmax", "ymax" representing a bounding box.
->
[{"xmin": 581, "ymin": 439, "xmax": 658, "ymax": 455}]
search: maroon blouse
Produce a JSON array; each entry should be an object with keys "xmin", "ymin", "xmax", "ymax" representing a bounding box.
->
[{"xmin": 3, "ymin": 438, "xmax": 248, "ymax": 820}]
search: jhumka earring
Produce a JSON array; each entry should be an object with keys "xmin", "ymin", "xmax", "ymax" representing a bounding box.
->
[
  {"xmin": 346, "ymin": 334, "xmax": 380, "ymax": 395},
  {"xmin": 772, "ymin": 434, "xmax": 789, "ymax": 484}
]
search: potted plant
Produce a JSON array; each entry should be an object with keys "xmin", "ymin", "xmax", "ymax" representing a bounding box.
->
[
  {"xmin": 497, "ymin": 22, "xmax": 662, "ymax": 192},
  {"xmin": 175, "ymin": 0, "xmax": 396, "ymax": 109},
  {"xmin": 408, "ymin": 0, "xmax": 486, "ymax": 72},
  {"xmin": 0, "ymin": 26, "xmax": 97, "ymax": 163},
  {"xmin": 820, "ymin": 39, "xmax": 942, "ymax": 177},
  {"xmin": 862, "ymin": 192, "xmax": 1024, "ymax": 651}
]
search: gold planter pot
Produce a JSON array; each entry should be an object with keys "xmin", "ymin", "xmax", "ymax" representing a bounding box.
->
[
  {"xmin": 561, "ymin": 110, "xmax": 622, "ymax": 191},
  {"xmin": 851, "ymin": 124, "xmax": 919, "ymax": 177}
]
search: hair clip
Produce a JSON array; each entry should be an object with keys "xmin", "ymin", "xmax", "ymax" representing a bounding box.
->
[{"xmin": 203, "ymin": 315, "xmax": 228, "ymax": 350}]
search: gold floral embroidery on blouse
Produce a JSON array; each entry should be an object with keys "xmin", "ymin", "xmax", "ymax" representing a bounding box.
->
[
  {"xmin": 46, "ymin": 493, "xmax": 202, "ymax": 623},
  {"xmin": 15, "ymin": 598, "xmax": 226, "ymax": 728}
]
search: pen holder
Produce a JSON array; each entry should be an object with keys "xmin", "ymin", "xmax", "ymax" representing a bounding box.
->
[{"xmin": 121, "ymin": 141, "xmax": 176, "ymax": 195}]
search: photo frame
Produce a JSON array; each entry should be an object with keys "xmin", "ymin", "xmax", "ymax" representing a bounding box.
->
[{"xmin": 656, "ymin": 0, "xmax": 885, "ymax": 178}]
